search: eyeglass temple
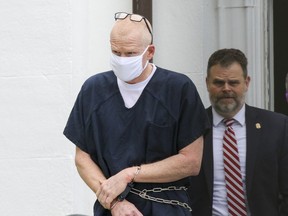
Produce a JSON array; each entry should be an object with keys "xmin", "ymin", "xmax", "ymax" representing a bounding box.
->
[{"xmin": 143, "ymin": 18, "xmax": 152, "ymax": 35}]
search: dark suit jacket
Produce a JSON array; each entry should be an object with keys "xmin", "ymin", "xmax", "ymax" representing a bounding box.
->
[{"xmin": 188, "ymin": 104, "xmax": 288, "ymax": 216}]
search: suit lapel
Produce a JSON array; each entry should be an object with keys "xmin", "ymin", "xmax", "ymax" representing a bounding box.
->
[
  {"xmin": 203, "ymin": 107, "xmax": 214, "ymax": 199},
  {"xmin": 245, "ymin": 105, "xmax": 262, "ymax": 196}
]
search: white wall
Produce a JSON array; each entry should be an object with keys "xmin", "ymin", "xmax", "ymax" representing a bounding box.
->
[
  {"xmin": 0, "ymin": 0, "xmax": 267, "ymax": 215},
  {"xmin": 0, "ymin": 0, "xmax": 74, "ymax": 215},
  {"xmin": 152, "ymin": 0, "xmax": 209, "ymax": 106}
]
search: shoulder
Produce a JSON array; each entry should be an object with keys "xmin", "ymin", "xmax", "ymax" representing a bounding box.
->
[
  {"xmin": 82, "ymin": 71, "xmax": 116, "ymax": 90},
  {"xmin": 153, "ymin": 67, "xmax": 194, "ymax": 85},
  {"xmin": 146, "ymin": 66, "xmax": 203, "ymax": 108},
  {"xmin": 149, "ymin": 67, "xmax": 197, "ymax": 95},
  {"xmin": 246, "ymin": 104, "xmax": 288, "ymax": 122},
  {"xmin": 77, "ymin": 71, "xmax": 118, "ymax": 108},
  {"xmin": 81, "ymin": 71, "xmax": 117, "ymax": 95}
]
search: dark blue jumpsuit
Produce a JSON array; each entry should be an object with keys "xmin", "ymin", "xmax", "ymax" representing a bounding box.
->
[{"xmin": 64, "ymin": 67, "xmax": 210, "ymax": 216}]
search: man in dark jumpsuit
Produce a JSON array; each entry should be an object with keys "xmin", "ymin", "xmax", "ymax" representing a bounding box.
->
[{"xmin": 63, "ymin": 12, "xmax": 210, "ymax": 216}]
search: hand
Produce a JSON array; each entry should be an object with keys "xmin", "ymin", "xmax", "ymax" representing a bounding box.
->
[
  {"xmin": 111, "ymin": 199, "xmax": 143, "ymax": 216},
  {"xmin": 96, "ymin": 169, "xmax": 133, "ymax": 209}
]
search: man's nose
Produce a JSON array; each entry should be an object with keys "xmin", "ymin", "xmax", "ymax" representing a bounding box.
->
[{"xmin": 223, "ymin": 82, "xmax": 231, "ymax": 91}]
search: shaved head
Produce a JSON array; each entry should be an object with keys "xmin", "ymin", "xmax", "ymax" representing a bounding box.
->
[{"xmin": 110, "ymin": 18, "xmax": 152, "ymax": 48}]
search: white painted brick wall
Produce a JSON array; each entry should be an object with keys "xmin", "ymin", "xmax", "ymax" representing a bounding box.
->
[{"xmin": 0, "ymin": 0, "xmax": 76, "ymax": 215}]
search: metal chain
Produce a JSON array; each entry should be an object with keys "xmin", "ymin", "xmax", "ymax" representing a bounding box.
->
[{"xmin": 130, "ymin": 186, "xmax": 192, "ymax": 212}]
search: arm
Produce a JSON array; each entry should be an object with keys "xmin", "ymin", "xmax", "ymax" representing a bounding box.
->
[
  {"xmin": 97, "ymin": 136, "xmax": 203, "ymax": 208},
  {"xmin": 110, "ymin": 136, "xmax": 203, "ymax": 215},
  {"xmin": 134, "ymin": 135, "xmax": 204, "ymax": 183},
  {"xmin": 75, "ymin": 146, "xmax": 106, "ymax": 194},
  {"xmin": 77, "ymin": 136, "xmax": 203, "ymax": 209},
  {"xmin": 75, "ymin": 146, "xmax": 140, "ymax": 213}
]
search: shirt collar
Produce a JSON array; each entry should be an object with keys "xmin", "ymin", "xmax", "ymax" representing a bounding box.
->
[{"xmin": 212, "ymin": 104, "xmax": 246, "ymax": 127}]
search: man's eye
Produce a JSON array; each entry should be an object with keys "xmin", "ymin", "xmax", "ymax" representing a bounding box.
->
[
  {"xmin": 112, "ymin": 51, "xmax": 120, "ymax": 56},
  {"xmin": 228, "ymin": 81, "xmax": 239, "ymax": 86},
  {"xmin": 126, "ymin": 52, "xmax": 137, "ymax": 57},
  {"xmin": 213, "ymin": 80, "xmax": 225, "ymax": 86}
]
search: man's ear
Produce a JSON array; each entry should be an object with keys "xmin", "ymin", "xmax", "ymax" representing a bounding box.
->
[
  {"xmin": 205, "ymin": 77, "xmax": 209, "ymax": 90},
  {"xmin": 245, "ymin": 76, "xmax": 251, "ymax": 91},
  {"xmin": 147, "ymin": 45, "xmax": 155, "ymax": 60}
]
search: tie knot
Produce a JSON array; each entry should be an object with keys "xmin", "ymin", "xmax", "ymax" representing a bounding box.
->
[{"xmin": 223, "ymin": 118, "xmax": 234, "ymax": 127}]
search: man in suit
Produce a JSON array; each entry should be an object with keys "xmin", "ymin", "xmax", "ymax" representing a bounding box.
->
[{"xmin": 189, "ymin": 48, "xmax": 288, "ymax": 216}]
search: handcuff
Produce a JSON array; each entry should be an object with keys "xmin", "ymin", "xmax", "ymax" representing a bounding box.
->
[
  {"xmin": 110, "ymin": 166, "xmax": 141, "ymax": 210},
  {"xmin": 118, "ymin": 182, "xmax": 134, "ymax": 201}
]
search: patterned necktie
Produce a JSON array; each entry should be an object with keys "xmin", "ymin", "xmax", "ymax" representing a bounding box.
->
[{"xmin": 223, "ymin": 119, "xmax": 247, "ymax": 216}]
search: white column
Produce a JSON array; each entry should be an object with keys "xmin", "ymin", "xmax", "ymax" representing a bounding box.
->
[{"xmin": 217, "ymin": 0, "xmax": 269, "ymax": 109}]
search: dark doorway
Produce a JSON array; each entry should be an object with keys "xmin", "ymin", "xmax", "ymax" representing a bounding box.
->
[
  {"xmin": 273, "ymin": 0, "xmax": 288, "ymax": 115},
  {"xmin": 132, "ymin": 0, "xmax": 152, "ymax": 26}
]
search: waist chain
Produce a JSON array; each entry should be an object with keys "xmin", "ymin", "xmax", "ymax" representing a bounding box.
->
[{"xmin": 130, "ymin": 186, "xmax": 192, "ymax": 212}]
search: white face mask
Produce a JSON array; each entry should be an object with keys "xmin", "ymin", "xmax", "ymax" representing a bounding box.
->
[{"xmin": 110, "ymin": 46, "xmax": 149, "ymax": 82}]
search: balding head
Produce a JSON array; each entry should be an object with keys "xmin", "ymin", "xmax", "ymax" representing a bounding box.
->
[{"xmin": 110, "ymin": 15, "xmax": 152, "ymax": 48}]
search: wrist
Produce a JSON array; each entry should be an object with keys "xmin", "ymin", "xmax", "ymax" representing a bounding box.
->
[
  {"xmin": 124, "ymin": 166, "xmax": 141, "ymax": 183},
  {"xmin": 110, "ymin": 199, "xmax": 119, "ymax": 210},
  {"xmin": 116, "ymin": 166, "xmax": 141, "ymax": 203},
  {"xmin": 131, "ymin": 165, "xmax": 141, "ymax": 182}
]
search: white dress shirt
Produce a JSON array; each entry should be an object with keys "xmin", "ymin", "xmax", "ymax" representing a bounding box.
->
[{"xmin": 212, "ymin": 105, "xmax": 248, "ymax": 215}]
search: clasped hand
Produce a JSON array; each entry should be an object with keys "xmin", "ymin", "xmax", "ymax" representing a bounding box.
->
[
  {"xmin": 96, "ymin": 168, "xmax": 143, "ymax": 215},
  {"xmin": 96, "ymin": 170, "xmax": 129, "ymax": 209}
]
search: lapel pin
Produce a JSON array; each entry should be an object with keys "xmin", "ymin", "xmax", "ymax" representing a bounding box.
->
[{"xmin": 256, "ymin": 123, "xmax": 261, "ymax": 129}]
